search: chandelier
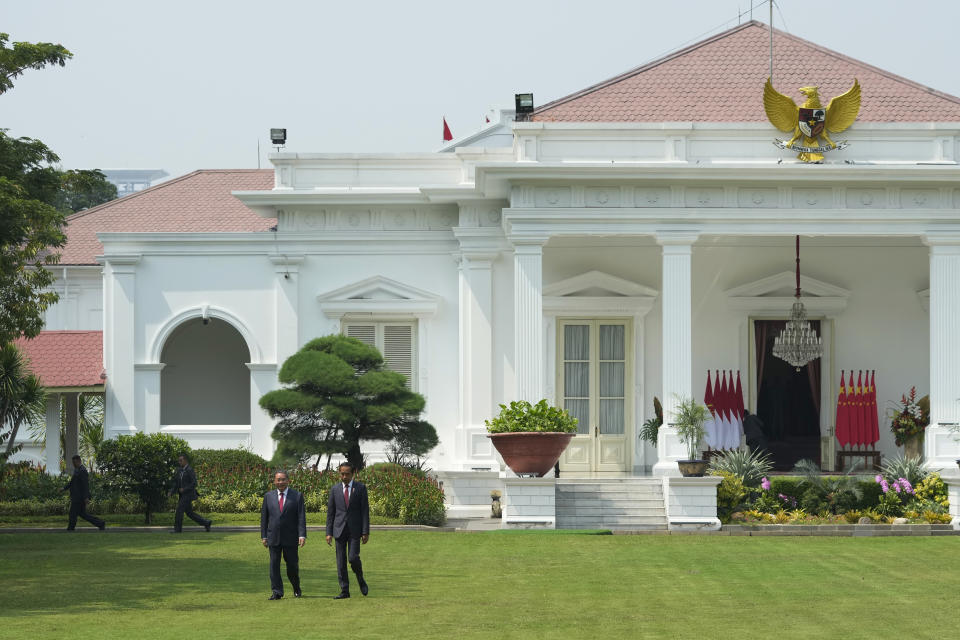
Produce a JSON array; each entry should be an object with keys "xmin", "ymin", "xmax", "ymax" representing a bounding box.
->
[{"xmin": 772, "ymin": 236, "xmax": 823, "ymax": 371}]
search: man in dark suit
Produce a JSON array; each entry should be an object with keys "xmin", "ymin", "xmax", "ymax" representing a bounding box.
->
[
  {"xmin": 62, "ymin": 455, "xmax": 105, "ymax": 531},
  {"xmin": 170, "ymin": 454, "xmax": 212, "ymax": 533},
  {"xmin": 326, "ymin": 462, "xmax": 370, "ymax": 599},
  {"xmin": 261, "ymin": 470, "xmax": 306, "ymax": 600}
]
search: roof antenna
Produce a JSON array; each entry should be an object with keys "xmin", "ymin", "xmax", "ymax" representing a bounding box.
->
[{"xmin": 769, "ymin": 0, "xmax": 774, "ymax": 81}]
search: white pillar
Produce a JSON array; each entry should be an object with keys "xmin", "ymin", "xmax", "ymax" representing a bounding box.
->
[
  {"xmin": 924, "ymin": 234, "xmax": 960, "ymax": 471},
  {"xmin": 456, "ymin": 249, "xmax": 499, "ymax": 467},
  {"xmin": 63, "ymin": 392, "xmax": 79, "ymax": 465},
  {"xmin": 101, "ymin": 254, "xmax": 140, "ymax": 437},
  {"xmin": 135, "ymin": 363, "xmax": 165, "ymax": 433},
  {"xmin": 513, "ymin": 239, "xmax": 547, "ymax": 403},
  {"xmin": 44, "ymin": 394, "xmax": 61, "ymax": 474},
  {"xmin": 654, "ymin": 232, "xmax": 698, "ymax": 476},
  {"xmin": 270, "ymin": 255, "xmax": 304, "ymax": 367},
  {"xmin": 247, "ymin": 364, "xmax": 278, "ymax": 458}
]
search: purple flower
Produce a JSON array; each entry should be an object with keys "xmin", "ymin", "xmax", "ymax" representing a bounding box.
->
[
  {"xmin": 875, "ymin": 475, "xmax": 883, "ymax": 483},
  {"xmin": 898, "ymin": 478, "xmax": 914, "ymax": 494},
  {"xmin": 892, "ymin": 480, "xmax": 902, "ymax": 493},
  {"xmin": 761, "ymin": 477, "xmax": 771, "ymax": 491}
]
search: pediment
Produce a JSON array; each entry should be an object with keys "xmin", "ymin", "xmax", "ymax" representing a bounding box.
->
[
  {"xmin": 725, "ymin": 271, "xmax": 849, "ymax": 316},
  {"xmin": 317, "ymin": 276, "xmax": 441, "ymax": 318},
  {"xmin": 543, "ymin": 270, "xmax": 658, "ymax": 298}
]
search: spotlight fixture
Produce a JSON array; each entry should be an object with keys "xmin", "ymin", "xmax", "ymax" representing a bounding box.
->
[
  {"xmin": 514, "ymin": 93, "xmax": 534, "ymax": 120},
  {"xmin": 270, "ymin": 128, "xmax": 287, "ymax": 148}
]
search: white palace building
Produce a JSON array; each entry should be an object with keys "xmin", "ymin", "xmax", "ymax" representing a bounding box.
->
[{"xmin": 13, "ymin": 22, "xmax": 960, "ymax": 527}]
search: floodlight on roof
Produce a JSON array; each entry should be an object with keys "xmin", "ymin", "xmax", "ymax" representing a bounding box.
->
[
  {"xmin": 270, "ymin": 128, "xmax": 287, "ymax": 148},
  {"xmin": 514, "ymin": 93, "xmax": 534, "ymax": 120}
]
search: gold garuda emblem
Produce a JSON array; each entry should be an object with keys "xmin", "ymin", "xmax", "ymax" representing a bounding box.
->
[{"xmin": 763, "ymin": 78, "xmax": 861, "ymax": 163}]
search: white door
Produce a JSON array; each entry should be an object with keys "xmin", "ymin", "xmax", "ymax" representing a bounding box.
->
[{"xmin": 558, "ymin": 320, "xmax": 632, "ymax": 473}]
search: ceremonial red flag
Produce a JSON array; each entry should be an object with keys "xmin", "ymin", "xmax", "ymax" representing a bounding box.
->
[
  {"xmin": 703, "ymin": 370, "xmax": 716, "ymax": 449},
  {"xmin": 853, "ymin": 371, "xmax": 865, "ymax": 446},
  {"xmin": 442, "ymin": 117, "xmax": 453, "ymax": 142},
  {"xmin": 835, "ymin": 371, "xmax": 849, "ymax": 447},
  {"xmin": 869, "ymin": 370, "xmax": 879, "ymax": 445},
  {"xmin": 719, "ymin": 371, "xmax": 732, "ymax": 449}
]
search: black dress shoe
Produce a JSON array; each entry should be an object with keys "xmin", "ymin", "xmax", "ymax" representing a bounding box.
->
[
  {"xmin": 98, "ymin": 523, "xmax": 106, "ymax": 531},
  {"xmin": 268, "ymin": 593, "xmax": 283, "ymax": 600},
  {"xmin": 294, "ymin": 589, "xmax": 302, "ymax": 598},
  {"xmin": 359, "ymin": 579, "xmax": 369, "ymax": 596},
  {"xmin": 333, "ymin": 592, "xmax": 350, "ymax": 599},
  {"xmin": 204, "ymin": 522, "xmax": 211, "ymax": 532}
]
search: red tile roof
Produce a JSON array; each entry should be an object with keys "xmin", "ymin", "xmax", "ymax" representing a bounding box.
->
[
  {"xmin": 15, "ymin": 331, "xmax": 105, "ymax": 388},
  {"xmin": 533, "ymin": 21, "xmax": 960, "ymax": 123},
  {"xmin": 59, "ymin": 169, "xmax": 276, "ymax": 265}
]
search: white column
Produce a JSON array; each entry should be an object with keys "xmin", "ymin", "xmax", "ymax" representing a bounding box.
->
[
  {"xmin": 456, "ymin": 250, "xmax": 499, "ymax": 467},
  {"xmin": 63, "ymin": 392, "xmax": 79, "ymax": 464},
  {"xmin": 925, "ymin": 234, "xmax": 960, "ymax": 470},
  {"xmin": 270, "ymin": 255, "xmax": 304, "ymax": 366},
  {"xmin": 101, "ymin": 254, "xmax": 140, "ymax": 437},
  {"xmin": 44, "ymin": 394, "xmax": 61, "ymax": 474},
  {"xmin": 135, "ymin": 363, "xmax": 165, "ymax": 433},
  {"xmin": 513, "ymin": 239, "xmax": 547, "ymax": 402},
  {"xmin": 247, "ymin": 364, "xmax": 278, "ymax": 458},
  {"xmin": 654, "ymin": 232, "xmax": 698, "ymax": 476}
]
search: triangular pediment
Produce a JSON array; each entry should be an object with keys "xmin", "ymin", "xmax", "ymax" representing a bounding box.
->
[
  {"xmin": 544, "ymin": 270, "xmax": 658, "ymax": 298},
  {"xmin": 726, "ymin": 271, "xmax": 849, "ymax": 316},
  {"xmin": 318, "ymin": 276, "xmax": 441, "ymax": 318}
]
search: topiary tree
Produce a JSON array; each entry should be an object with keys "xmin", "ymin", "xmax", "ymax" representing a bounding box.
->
[
  {"xmin": 96, "ymin": 432, "xmax": 189, "ymax": 523},
  {"xmin": 259, "ymin": 335, "xmax": 438, "ymax": 471}
]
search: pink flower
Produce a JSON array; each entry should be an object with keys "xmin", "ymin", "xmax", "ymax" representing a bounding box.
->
[{"xmin": 761, "ymin": 477, "xmax": 771, "ymax": 491}]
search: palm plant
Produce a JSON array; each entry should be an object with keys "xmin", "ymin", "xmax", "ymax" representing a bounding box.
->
[
  {"xmin": 27, "ymin": 393, "xmax": 105, "ymax": 470},
  {"xmin": 880, "ymin": 453, "xmax": 928, "ymax": 487},
  {"xmin": 672, "ymin": 394, "xmax": 710, "ymax": 461},
  {"xmin": 0, "ymin": 343, "xmax": 47, "ymax": 461},
  {"xmin": 707, "ymin": 448, "xmax": 773, "ymax": 487},
  {"xmin": 793, "ymin": 458, "xmax": 863, "ymax": 513}
]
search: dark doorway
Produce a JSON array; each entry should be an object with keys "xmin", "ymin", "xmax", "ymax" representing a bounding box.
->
[{"xmin": 754, "ymin": 320, "xmax": 821, "ymax": 471}]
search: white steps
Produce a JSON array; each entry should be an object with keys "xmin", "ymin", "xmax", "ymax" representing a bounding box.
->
[{"xmin": 555, "ymin": 478, "xmax": 668, "ymax": 531}]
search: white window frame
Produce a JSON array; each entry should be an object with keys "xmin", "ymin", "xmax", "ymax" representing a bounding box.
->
[{"xmin": 342, "ymin": 319, "xmax": 418, "ymax": 390}]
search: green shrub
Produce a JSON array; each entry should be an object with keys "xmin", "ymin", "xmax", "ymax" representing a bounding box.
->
[
  {"xmin": 880, "ymin": 454, "xmax": 928, "ymax": 487},
  {"xmin": 913, "ymin": 473, "xmax": 949, "ymax": 511},
  {"xmin": 708, "ymin": 449, "xmax": 773, "ymax": 488},
  {"xmin": 190, "ymin": 448, "xmax": 267, "ymax": 469},
  {"xmin": 715, "ymin": 471, "xmax": 747, "ymax": 522},
  {"xmin": 485, "ymin": 399, "xmax": 578, "ymax": 433},
  {"xmin": 800, "ymin": 487, "xmax": 828, "ymax": 515},
  {"xmin": 0, "ymin": 462, "xmax": 66, "ymax": 501},
  {"xmin": 875, "ymin": 491, "xmax": 904, "ymax": 518},
  {"xmin": 856, "ymin": 480, "xmax": 883, "ymax": 510}
]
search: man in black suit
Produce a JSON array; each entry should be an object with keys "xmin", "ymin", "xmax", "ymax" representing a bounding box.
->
[
  {"xmin": 170, "ymin": 454, "xmax": 212, "ymax": 533},
  {"xmin": 62, "ymin": 455, "xmax": 105, "ymax": 531},
  {"xmin": 261, "ymin": 470, "xmax": 306, "ymax": 600},
  {"xmin": 326, "ymin": 462, "xmax": 370, "ymax": 599}
]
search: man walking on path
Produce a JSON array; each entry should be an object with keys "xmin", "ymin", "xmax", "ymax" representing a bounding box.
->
[
  {"xmin": 170, "ymin": 454, "xmax": 211, "ymax": 533},
  {"xmin": 63, "ymin": 455, "xmax": 105, "ymax": 531},
  {"xmin": 261, "ymin": 470, "xmax": 306, "ymax": 600},
  {"xmin": 326, "ymin": 462, "xmax": 370, "ymax": 599}
]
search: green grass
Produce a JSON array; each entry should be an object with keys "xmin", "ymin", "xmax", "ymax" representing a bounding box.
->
[
  {"xmin": 0, "ymin": 512, "xmax": 403, "ymax": 527},
  {"xmin": 1, "ymin": 531, "xmax": 958, "ymax": 639}
]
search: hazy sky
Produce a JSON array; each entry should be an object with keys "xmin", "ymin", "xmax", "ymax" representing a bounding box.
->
[{"xmin": 4, "ymin": 0, "xmax": 960, "ymax": 181}]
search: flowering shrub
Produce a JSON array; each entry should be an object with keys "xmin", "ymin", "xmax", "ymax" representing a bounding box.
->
[
  {"xmin": 888, "ymin": 387, "xmax": 929, "ymax": 447},
  {"xmin": 913, "ymin": 473, "xmax": 949, "ymax": 511},
  {"xmin": 873, "ymin": 474, "xmax": 914, "ymax": 517}
]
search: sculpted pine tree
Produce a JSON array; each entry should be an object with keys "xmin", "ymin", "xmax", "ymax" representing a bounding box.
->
[{"xmin": 259, "ymin": 335, "xmax": 437, "ymax": 471}]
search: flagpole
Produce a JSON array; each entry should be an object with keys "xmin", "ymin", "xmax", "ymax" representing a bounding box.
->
[{"xmin": 769, "ymin": 0, "xmax": 774, "ymax": 81}]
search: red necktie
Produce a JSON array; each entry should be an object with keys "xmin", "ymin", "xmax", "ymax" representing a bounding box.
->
[
  {"xmin": 278, "ymin": 492, "xmax": 285, "ymax": 512},
  {"xmin": 344, "ymin": 485, "xmax": 350, "ymax": 508}
]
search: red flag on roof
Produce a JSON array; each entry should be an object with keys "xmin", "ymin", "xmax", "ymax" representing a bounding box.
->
[
  {"xmin": 442, "ymin": 117, "xmax": 453, "ymax": 142},
  {"xmin": 835, "ymin": 371, "xmax": 849, "ymax": 448}
]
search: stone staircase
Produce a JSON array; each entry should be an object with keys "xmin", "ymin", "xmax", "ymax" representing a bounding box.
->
[{"xmin": 555, "ymin": 478, "xmax": 668, "ymax": 531}]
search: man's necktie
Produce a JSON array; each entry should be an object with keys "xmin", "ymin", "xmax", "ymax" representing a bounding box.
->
[
  {"xmin": 344, "ymin": 485, "xmax": 350, "ymax": 508},
  {"xmin": 278, "ymin": 492, "xmax": 285, "ymax": 512}
]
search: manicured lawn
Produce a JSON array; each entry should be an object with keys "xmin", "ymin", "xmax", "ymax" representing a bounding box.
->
[{"xmin": 1, "ymin": 530, "xmax": 957, "ymax": 639}]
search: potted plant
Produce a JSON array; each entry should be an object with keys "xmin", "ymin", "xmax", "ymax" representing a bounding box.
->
[
  {"xmin": 888, "ymin": 387, "xmax": 929, "ymax": 460},
  {"xmin": 639, "ymin": 396, "xmax": 663, "ymax": 447},
  {"xmin": 672, "ymin": 394, "xmax": 711, "ymax": 477},
  {"xmin": 485, "ymin": 400, "xmax": 578, "ymax": 477}
]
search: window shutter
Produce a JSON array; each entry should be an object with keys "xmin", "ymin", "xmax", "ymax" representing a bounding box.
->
[
  {"xmin": 383, "ymin": 324, "xmax": 414, "ymax": 389},
  {"xmin": 344, "ymin": 324, "xmax": 376, "ymax": 347}
]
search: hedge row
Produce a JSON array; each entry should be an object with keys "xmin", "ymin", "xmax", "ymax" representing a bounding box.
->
[{"xmin": 0, "ymin": 461, "xmax": 446, "ymax": 527}]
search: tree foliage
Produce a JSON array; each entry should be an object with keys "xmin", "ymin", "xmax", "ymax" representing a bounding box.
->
[
  {"xmin": 0, "ymin": 32, "xmax": 72, "ymax": 96},
  {"xmin": 96, "ymin": 432, "xmax": 189, "ymax": 524},
  {"xmin": 0, "ymin": 342, "xmax": 46, "ymax": 462},
  {"xmin": 0, "ymin": 34, "xmax": 117, "ymax": 343},
  {"xmin": 259, "ymin": 335, "xmax": 438, "ymax": 471}
]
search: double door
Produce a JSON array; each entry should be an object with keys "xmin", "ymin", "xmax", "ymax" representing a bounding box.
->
[{"xmin": 557, "ymin": 319, "xmax": 632, "ymax": 473}]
